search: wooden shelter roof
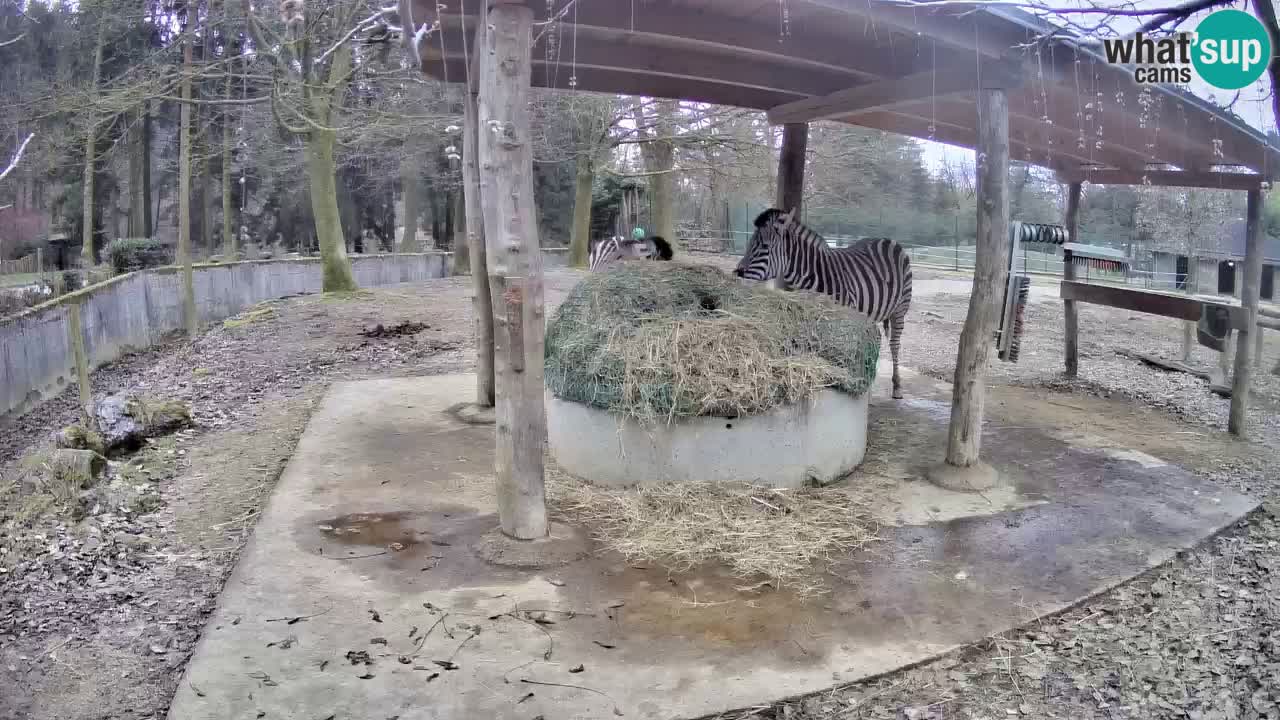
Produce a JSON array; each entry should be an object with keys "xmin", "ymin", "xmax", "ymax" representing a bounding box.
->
[{"xmin": 408, "ymin": 0, "xmax": 1280, "ymax": 184}]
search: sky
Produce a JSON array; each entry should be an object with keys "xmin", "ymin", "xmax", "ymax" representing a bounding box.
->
[{"xmin": 916, "ymin": 0, "xmax": 1278, "ymax": 173}]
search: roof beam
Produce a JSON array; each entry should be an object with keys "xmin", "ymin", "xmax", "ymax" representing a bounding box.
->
[
  {"xmin": 1057, "ymin": 169, "xmax": 1268, "ymax": 189},
  {"xmin": 816, "ymin": 0, "xmax": 1025, "ymax": 58},
  {"xmin": 851, "ymin": 108, "xmax": 1095, "ymax": 171},
  {"xmin": 767, "ymin": 64, "xmax": 1025, "ymax": 125},
  {"xmin": 426, "ymin": 57, "xmax": 804, "ymax": 111},
  {"xmin": 431, "ymin": 3, "xmax": 929, "ymax": 81},
  {"xmin": 883, "ymin": 97, "xmax": 1153, "ymax": 171},
  {"xmin": 523, "ymin": 27, "xmax": 865, "ymax": 98}
]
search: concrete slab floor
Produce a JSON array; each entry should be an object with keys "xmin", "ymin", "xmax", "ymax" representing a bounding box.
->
[{"xmin": 169, "ymin": 372, "xmax": 1258, "ymax": 720}]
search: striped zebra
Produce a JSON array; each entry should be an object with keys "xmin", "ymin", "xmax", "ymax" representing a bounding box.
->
[
  {"xmin": 588, "ymin": 235, "xmax": 674, "ymax": 272},
  {"xmin": 734, "ymin": 208, "xmax": 913, "ymax": 399}
]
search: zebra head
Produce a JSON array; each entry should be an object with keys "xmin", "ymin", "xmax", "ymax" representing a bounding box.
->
[
  {"xmin": 734, "ymin": 207, "xmax": 797, "ymax": 283},
  {"xmin": 622, "ymin": 236, "xmax": 675, "ymax": 261}
]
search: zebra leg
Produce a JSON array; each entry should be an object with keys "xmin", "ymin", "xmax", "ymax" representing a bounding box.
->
[{"xmin": 888, "ymin": 314, "xmax": 905, "ymax": 399}]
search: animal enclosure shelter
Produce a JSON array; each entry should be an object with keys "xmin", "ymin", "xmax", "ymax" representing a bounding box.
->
[{"xmin": 167, "ymin": 2, "xmax": 1274, "ymax": 719}]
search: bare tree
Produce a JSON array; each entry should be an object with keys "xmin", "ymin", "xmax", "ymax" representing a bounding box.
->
[{"xmin": 241, "ymin": 0, "xmax": 398, "ymax": 292}]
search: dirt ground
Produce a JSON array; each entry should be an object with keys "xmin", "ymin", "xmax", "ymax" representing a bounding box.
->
[{"xmin": 2, "ymin": 257, "xmax": 1278, "ymax": 720}]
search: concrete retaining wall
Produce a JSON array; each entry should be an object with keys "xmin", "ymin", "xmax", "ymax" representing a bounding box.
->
[
  {"xmin": 546, "ymin": 389, "xmax": 870, "ymax": 489},
  {"xmin": 1, "ymin": 254, "xmax": 451, "ymax": 419}
]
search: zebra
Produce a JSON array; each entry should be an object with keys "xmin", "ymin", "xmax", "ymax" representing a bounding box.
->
[
  {"xmin": 588, "ymin": 235, "xmax": 674, "ymax": 272},
  {"xmin": 734, "ymin": 208, "xmax": 913, "ymax": 399}
]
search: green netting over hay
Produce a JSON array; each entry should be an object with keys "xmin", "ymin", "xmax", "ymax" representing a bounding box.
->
[{"xmin": 544, "ymin": 262, "xmax": 881, "ymax": 424}]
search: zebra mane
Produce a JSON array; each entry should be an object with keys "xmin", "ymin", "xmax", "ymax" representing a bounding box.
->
[
  {"xmin": 753, "ymin": 208, "xmax": 788, "ymax": 228},
  {"xmin": 754, "ymin": 208, "xmax": 828, "ymax": 250},
  {"xmin": 649, "ymin": 236, "xmax": 674, "ymax": 260}
]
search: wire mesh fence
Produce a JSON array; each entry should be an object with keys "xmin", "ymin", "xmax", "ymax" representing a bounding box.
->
[{"xmin": 686, "ymin": 232, "xmax": 1192, "ymax": 292}]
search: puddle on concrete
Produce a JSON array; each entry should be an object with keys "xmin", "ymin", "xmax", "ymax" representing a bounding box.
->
[
  {"xmin": 316, "ymin": 511, "xmax": 427, "ymax": 552},
  {"xmin": 592, "ymin": 563, "xmax": 843, "ymax": 665}
]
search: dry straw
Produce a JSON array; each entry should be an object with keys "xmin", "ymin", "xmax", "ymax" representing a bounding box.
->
[
  {"xmin": 544, "ymin": 262, "xmax": 881, "ymax": 425},
  {"xmin": 547, "ymin": 466, "xmax": 880, "ymax": 597}
]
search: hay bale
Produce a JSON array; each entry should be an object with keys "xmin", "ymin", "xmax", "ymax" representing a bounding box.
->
[{"xmin": 545, "ymin": 263, "xmax": 880, "ymax": 424}]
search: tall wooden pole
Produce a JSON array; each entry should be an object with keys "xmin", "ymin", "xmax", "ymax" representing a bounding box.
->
[
  {"xmin": 1062, "ymin": 182, "xmax": 1082, "ymax": 377},
  {"xmin": 477, "ymin": 2, "xmax": 548, "ymax": 539},
  {"xmin": 942, "ymin": 87, "xmax": 1010, "ymax": 471},
  {"xmin": 462, "ymin": 20, "xmax": 495, "ymax": 407},
  {"xmin": 776, "ymin": 123, "xmax": 808, "ymax": 216},
  {"xmin": 1229, "ymin": 188, "xmax": 1265, "ymax": 437}
]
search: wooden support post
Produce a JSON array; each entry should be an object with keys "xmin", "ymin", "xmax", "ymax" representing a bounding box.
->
[
  {"xmin": 477, "ymin": 2, "xmax": 548, "ymax": 540},
  {"xmin": 776, "ymin": 123, "xmax": 808, "ymax": 216},
  {"xmin": 1256, "ymin": 327, "xmax": 1265, "ymax": 367},
  {"xmin": 937, "ymin": 86, "xmax": 1010, "ymax": 483},
  {"xmin": 66, "ymin": 302, "xmax": 92, "ymax": 416},
  {"xmin": 1062, "ymin": 182, "xmax": 1081, "ymax": 377},
  {"xmin": 1229, "ymin": 188, "xmax": 1265, "ymax": 437},
  {"xmin": 462, "ymin": 20, "xmax": 495, "ymax": 408}
]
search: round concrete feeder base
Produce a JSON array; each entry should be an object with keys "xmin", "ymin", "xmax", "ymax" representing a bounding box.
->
[{"xmin": 545, "ymin": 389, "xmax": 869, "ymax": 489}]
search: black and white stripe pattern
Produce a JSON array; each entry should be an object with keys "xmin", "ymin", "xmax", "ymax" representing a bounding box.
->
[
  {"xmin": 734, "ymin": 208, "xmax": 913, "ymax": 399},
  {"xmin": 588, "ymin": 236, "xmax": 674, "ymax": 272}
]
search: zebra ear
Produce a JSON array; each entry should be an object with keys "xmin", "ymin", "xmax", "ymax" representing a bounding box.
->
[{"xmin": 779, "ymin": 208, "xmax": 798, "ymax": 228}]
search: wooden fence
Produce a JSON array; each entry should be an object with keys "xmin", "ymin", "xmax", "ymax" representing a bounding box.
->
[{"xmin": 0, "ymin": 251, "xmax": 39, "ymax": 277}]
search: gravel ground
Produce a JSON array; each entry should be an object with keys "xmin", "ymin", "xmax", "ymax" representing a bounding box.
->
[{"xmin": 2, "ymin": 258, "xmax": 1278, "ymax": 720}]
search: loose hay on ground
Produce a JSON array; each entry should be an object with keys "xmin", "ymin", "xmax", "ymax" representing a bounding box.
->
[
  {"xmin": 545, "ymin": 262, "xmax": 881, "ymax": 425},
  {"xmin": 547, "ymin": 465, "xmax": 880, "ymax": 597}
]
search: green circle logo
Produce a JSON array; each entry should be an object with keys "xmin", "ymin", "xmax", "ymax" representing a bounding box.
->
[{"xmin": 1192, "ymin": 9, "xmax": 1272, "ymax": 90}]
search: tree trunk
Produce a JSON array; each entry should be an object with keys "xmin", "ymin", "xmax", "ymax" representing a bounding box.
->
[
  {"xmin": 944, "ymin": 87, "xmax": 1010, "ymax": 469},
  {"xmin": 197, "ymin": 4, "xmax": 213, "ymax": 259},
  {"xmin": 199, "ymin": 151, "xmax": 213, "ymax": 259},
  {"xmin": 400, "ymin": 156, "xmax": 421, "ymax": 251},
  {"xmin": 178, "ymin": 33, "xmax": 198, "ymax": 337},
  {"xmin": 81, "ymin": 20, "xmax": 106, "ymax": 266},
  {"xmin": 463, "ymin": 24, "xmax": 494, "ymax": 407},
  {"xmin": 568, "ymin": 154, "xmax": 593, "ymax": 268},
  {"xmin": 306, "ymin": 130, "xmax": 358, "ymax": 292},
  {"xmin": 1182, "ymin": 261, "xmax": 1197, "ymax": 361},
  {"xmin": 142, "ymin": 104, "xmax": 153, "ymax": 238},
  {"xmin": 222, "ymin": 71, "xmax": 235, "ymax": 257},
  {"xmin": 443, "ymin": 187, "xmax": 455, "ymax": 251},
  {"xmin": 478, "ymin": 3, "xmax": 546, "ymax": 539},
  {"xmin": 451, "ymin": 189, "xmax": 470, "ymax": 273},
  {"xmin": 307, "ymin": 41, "xmax": 358, "ymax": 292},
  {"xmin": 1063, "ymin": 182, "xmax": 1081, "ymax": 376},
  {"xmin": 776, "ymin": 123, "xmax": 808, "ymax": 217},
  {"xmin": 1229, "ymin": 189, "xmax": 1265, "ymax": 437},
  {"xmin": 638, "ymin": 100, "xmax": 678, "ymax": 243},
  {"xmin": 128, "ymin": 112, "xmax": 145, "ymax": 237},
  {"xmin": 429, "ymin": 180, "xmax": 443, "ymax": 249}
]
